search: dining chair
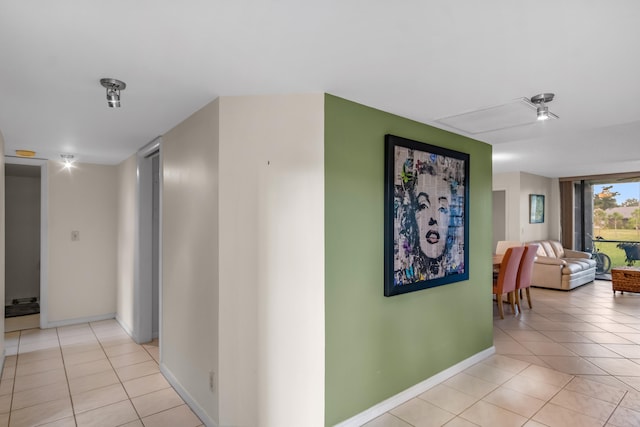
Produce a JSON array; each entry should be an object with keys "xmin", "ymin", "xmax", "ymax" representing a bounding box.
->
[
  {"xmin": 493, "ymin": 246, "xmax": 525, "ymax": 319},
  {"xmin": 494, "ymin": 241, "xmax": 522, "ymax": 277},
  {"xmin": 515, "ymin": 244, "xmax": 539, "ymax": 312}
]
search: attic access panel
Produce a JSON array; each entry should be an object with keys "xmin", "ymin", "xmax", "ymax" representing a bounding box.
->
[{"xmin": 435, "ymin": 98, "xmax": 557, "ymax": 135}]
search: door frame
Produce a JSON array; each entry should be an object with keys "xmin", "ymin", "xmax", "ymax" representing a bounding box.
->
[
  {"xmin": 134, "ymin": 137, "xmax": 162, "ymax": 345},
  {"xmin": 4, "ymin": 156, "xmax": 48, "ymax": 329}
]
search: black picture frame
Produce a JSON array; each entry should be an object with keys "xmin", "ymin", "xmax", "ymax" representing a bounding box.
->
[
  {"xmin": 529, "ymin": 194, "xmax": 545, "ymax": 224},
  {"xmin": 384, "ymin": 134, "xmax": 470, "ymax": 297}
]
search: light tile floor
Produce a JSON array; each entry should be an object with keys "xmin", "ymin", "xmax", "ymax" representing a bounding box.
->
[
  {"xmin": 1, "ymin": 319, "xmax": 203, "ymax": 427},
  {"xmin": 365, "ymin": 280, "xmax": 640, "ymax": 426},
  {"xmin": 5, "ymin": 280, "xmax": 640, "ymax": 426}
]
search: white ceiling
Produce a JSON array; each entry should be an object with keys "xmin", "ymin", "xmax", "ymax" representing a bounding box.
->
[{"xmin": 2, "ymin": 1, "xmax": 640, "ymax": 178}]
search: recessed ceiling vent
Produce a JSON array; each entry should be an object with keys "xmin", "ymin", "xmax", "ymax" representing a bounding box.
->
[{"xmin": 434, "ymin": 97, "xmax": 558, "ymax": 135}]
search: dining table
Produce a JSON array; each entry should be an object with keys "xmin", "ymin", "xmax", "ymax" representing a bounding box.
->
[{"xmin": 493, "ymin": 254, "xmax": 503, "ymax": 268}]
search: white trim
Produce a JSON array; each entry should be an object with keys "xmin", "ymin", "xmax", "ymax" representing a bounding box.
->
[
  {"xmin": 333, "ymin": 346, "xmax": 496, "ymax": 427},
  {"xmin": 138, "ymin": 137, "xmax": 161, "ymax": 158},
  {"xmin": 134, "ymin": 137, "xmax": 162, "ymax": 344},
  {"xmin": 39, "ymin": 162, "xmax": 48, "ymax": 329},
  {"xmin": 160, "ymin": 363, "xmax": 216, "ymax": 427},
  {"xmin": 44, "ymin": 312, "xmax": 116, "ymax": 329},
  {"xmin": 157, "ymin": 145, "xmax": 163, "ymax": 362}
]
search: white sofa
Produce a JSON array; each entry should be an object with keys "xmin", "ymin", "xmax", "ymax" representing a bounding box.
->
[{"xmin": 528, "ymin": 240, "xmax": 596, "ymax": 290}]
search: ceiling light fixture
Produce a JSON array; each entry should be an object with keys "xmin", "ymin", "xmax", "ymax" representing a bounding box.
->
[
  {"xmin": 60, "ymin": 153, "xmax": 74, "ymax": 169},
  {"xmin": 100, "ymin": 78, "xmax": 126, "ymax": 108},
  {"xmin": 530, "ymin": 93, "xmax": 555, "ymax": 121}
]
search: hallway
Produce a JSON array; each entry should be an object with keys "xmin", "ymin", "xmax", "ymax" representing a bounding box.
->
[{"xmin": 0, "ymin": 320, "xmax": 202, "ymax": 426}]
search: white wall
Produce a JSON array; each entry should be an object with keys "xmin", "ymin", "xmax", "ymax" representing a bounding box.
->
[
  {"xmin": 162, "ymin": 99, "xmax": 220, "ymax": 424},
  {"xmin": 47, "ymin": 162, "xmax": 117, "ymax": 324},
  {"xmin": 218, "ymin": 94, "xmax": 325, "ymax": 426},
  {"xmin": 116, "ymin": 154, "xmax": 137, "ymax": 333},
  {"xmin": 161, "ymin": 94, "xmax": 325, "ymax": 427},
  {"xmin": 5, "ymin": 175, "xmax": 40, "ymax": 302},
  {"xmin": 492, "ymin": 172, "xmax": 520, "ymax": 241},
  {"xmin": 493, "ymin": 171, "xmax": 560, "ymax": 244}
]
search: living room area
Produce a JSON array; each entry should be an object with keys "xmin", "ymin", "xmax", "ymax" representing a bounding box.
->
[
  {"xmin": 476, "ymin": 174, "xmax": 640, "ymax": 424},
  {"xmin": 366, "ymin": 172, "xmax": 640, "ymax": 426}
]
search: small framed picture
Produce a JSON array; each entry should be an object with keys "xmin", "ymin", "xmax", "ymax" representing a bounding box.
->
[{"xmin": 529, "ymin": 194, "xmax": 545, "ymax": 224}]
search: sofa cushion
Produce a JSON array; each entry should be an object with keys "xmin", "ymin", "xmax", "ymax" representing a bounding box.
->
[
  {"xmin": 561, "ymin": 258, "xmax": 595, "ymax": 274},
  {"xmin": 536, "ymin": 240, "xmax": 565, "ymax": 259}
]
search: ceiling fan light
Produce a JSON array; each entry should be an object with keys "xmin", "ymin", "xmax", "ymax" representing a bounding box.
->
[
  {"xmin": 107, "ymin": 90, "xmax": 120, "ymax": 108},
  {"xmin": 531, "ymin": 93, "xmax": 554, "ymax": 121}
]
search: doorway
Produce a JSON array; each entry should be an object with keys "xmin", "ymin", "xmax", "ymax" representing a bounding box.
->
[
  {"xmin": 4, "ymin": 158, "xmax": 48, "ymax": 332},
  {"xmin": 135, "ymin": 138, "xmax": 161, "ymax": 344},
  {"xmin": 492, "ymin": 190, "xmax": 506, "ymax": 251}
]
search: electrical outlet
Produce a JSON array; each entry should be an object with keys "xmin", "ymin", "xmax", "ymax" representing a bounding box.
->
[
  {"xmin": 71, "ymin": 230, "xmax": 80, "ymax": 241},
  {"xmin": 209, "ymin": 371, "xmax": 215, "ymax": 392}
]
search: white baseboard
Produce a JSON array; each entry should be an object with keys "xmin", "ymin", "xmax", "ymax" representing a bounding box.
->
[
  {"xmin": 0, "ymin": 350, "xmax": 5, "ymax": 380},
  {"xmin": 43, "ymin": 312, "xmax": 116, "ymax": 329},
  {"xmin": 160, "ymin": 363, "xmax": 217, "ymax": 427},
  {"xmin": 334, "ymin": 346, "xmax": 496, "ymax": 427}
]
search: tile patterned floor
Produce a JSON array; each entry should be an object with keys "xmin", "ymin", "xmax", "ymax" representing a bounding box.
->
[
  {"xmin": 4, "ymin": 280, "xmax": 640, "ymax": 426},
  {"xmin": 365, "ymin": 280, "xmax": 640, "ymax": 426},
  {"xmin": 1, "ymin": 319, "xmax": 203, "ymax": 427}
]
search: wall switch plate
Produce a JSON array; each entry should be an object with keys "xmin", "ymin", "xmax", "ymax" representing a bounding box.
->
[{"xmin": 71, "ymin": 230, "xmax": 80, "ymax": 241}]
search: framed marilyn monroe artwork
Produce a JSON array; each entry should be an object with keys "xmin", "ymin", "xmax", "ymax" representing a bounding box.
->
[{"xmin": 384, "ymin": 134, "xmax": 469, "ymax": 297}]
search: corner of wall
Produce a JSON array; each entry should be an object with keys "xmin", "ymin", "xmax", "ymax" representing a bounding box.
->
[{"xmin": 116, "ymin": 154, "xmax": 138, "ymax": 336}]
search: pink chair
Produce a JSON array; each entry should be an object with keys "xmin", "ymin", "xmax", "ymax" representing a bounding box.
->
[
  {"xmin": 515, "ymin": 244, "xmax": 539, "ymax": 312},
  {"xmin": 493, "ymin": 246, "xmax": 525, "ymax": 319}
]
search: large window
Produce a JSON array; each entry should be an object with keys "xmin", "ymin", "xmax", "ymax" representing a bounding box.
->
[{"xmin": 563, "ymin": 174, "xmax": 640, "ymax": 276}]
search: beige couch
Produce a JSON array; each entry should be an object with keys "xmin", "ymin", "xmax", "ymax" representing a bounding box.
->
[{"xmin": 528, "ymin": 240, "xmax": 596, "ymax": 290}]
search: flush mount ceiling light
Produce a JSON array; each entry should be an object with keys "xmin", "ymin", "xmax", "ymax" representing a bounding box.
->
[
  {"xmin": 60, "ymin": 153, "xmax": 74, "ymax": 169},
  {"xmin": 530, "ymin": 93, "xmax": 557, "ymax": 121},
  {"xmin": 100, "ymin": 78, "xmax": 126, "ymax": 108}
]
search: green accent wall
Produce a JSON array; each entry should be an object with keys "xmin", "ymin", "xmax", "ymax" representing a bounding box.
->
[{"xmin": 325, "ymin": 94, "xmax": 494, "ymax": 425}]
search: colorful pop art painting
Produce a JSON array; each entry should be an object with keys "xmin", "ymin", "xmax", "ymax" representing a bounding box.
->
[{"xmin": 384, "ymin": 135, "xmax": 469, "ymax": 296}]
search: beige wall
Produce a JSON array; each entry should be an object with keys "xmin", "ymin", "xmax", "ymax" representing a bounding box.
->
[
  {"xmin": 0, "ymin": 130, "xmax": 5, "ymax": 359},
  {"xmin": 493, "ymin": 171, "xmax": 560, "ymax": 244},
  {"xmin": 162, "ymin": 99, "xmax": 220, "ymax": 423},
  {"xmin": 47, "ymin": 162, "xmax": 117, "ymax": 324},
  {"xmin": 161, "ymin": 94, "xmax": 325, "ymax": 426},
  {"xmin": 218, "ymin": 95, "xmax": 324, "ymax": 426},
  {"xmin": 519, "ymin": 172, "xmax": 560, "ymax": 242},
  {"xmin": 116, "ymin": 154, "xmax": 137, "ymax": 333}
]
